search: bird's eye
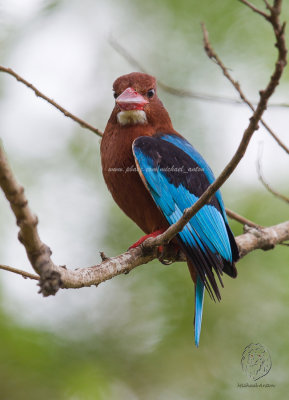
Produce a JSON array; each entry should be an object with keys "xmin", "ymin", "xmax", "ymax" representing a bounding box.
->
[
  {"xmin": 147, "ymin": 89, "xmax": 155, "ymax": 98},
  {"xmin": 113, "ymin": 92, "xmax": 118, "ymax": 99}
]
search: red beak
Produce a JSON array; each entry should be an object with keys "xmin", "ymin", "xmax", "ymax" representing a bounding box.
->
[{"xmin": 116, "ymin": 87, "xmax": 149, "ymax": 111}]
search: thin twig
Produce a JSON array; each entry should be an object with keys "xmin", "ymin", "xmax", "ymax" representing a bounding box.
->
[
  {"xmin": 0, "ymin": 264, "xmax": 39, "ymax": 280},
  {"xmin": 201, "ymin": 21, "xmax": 289, "ymax": 155},
  {"xmin": 0, "ymin": 66, "xmax": 103, "ymax": 137},
  {"xmin": 261, "ymin": 122, "xmax": 289, "ymax": 154},
  {"xmin": 225, "ymin": 208, "xmax": 261, "ymax": 228},
  {"xmin": 257, "ymin": 144, "xmax": 289, "ymax": 203},
  {"xmin": 263, "ymin": 0, "xmax": 273, "ymax": 12},
  {"xmin": 239, "ymin": 0, "xmax": 270, "ymax": 19}
]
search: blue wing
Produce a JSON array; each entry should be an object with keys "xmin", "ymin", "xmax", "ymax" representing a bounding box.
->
[
  {"xmin": 159, "ymin": 134, "xmax": 227, "ymax": 218},
  {"xmin": 132, "ymin": 133, "xmax": 238, "ymax": 301},
  {"xmin": 159, "ymin": 133, "xmax": 239, "ymax": 275}
]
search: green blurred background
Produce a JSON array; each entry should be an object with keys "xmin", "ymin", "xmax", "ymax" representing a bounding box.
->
[{"xmin": 0, "ymin": 0, "xmax": 288, "ymax": 399}]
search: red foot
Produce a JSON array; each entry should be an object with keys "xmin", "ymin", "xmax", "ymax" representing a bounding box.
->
[{"xmin": 129, "ymin": 229, "xmax": 166, "ymax": 249}]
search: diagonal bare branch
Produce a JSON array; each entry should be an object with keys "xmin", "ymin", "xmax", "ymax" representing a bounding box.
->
[
  {"xmin": 201, "ymin": 21, "xmax": 289, "ymax": 155},
  {"xmin": 257, "ymin": 144, "xmax": 289, "ymax": 203},
  {"xmin": 0, "ymin": 66, "xmax": 103, "ymax": 137},
  {"xmin": 239, "ymin": 0, "xmax": 270, "ymax": 19},
  {"xmin": 225, "ymin": 208, "xmax": 262, "ymax": 228},
  {"xmin": 0, "ymin": 264, "xmax": 39, "ymax": 280}
]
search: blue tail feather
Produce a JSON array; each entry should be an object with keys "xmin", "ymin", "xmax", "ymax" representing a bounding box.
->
[{"xmin": 195, "ymin": 274, "xmax": 205, "ymax": 347}]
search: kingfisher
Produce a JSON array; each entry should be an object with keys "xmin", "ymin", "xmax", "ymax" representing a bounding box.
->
[{"xmin": 101, "ymin": 72, "xmax": 239, "ymax": 346}]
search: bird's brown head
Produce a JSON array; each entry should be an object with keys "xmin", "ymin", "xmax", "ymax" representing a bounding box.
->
[{"xmin": 110, "ymin": 72, "xmax": 173, "ymax": 131}]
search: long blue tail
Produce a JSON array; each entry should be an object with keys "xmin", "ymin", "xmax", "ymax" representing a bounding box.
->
[{"xmin": 195, "ymin": 274, "xmax": 205, "ymax": 347}]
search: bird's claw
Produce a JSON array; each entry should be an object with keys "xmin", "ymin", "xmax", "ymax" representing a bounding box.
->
[{"xmin": 158, "ymin": 243, "xmax": 180, "ymax": 265}]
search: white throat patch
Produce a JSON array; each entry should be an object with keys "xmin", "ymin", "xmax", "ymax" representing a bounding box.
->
[{"xmin": 117, "ymin": 110, "xmax": 147, "ymax": 126}]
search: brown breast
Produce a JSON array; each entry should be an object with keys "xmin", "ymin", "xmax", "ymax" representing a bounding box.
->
[{"xmin": 100, "ymin": 123, "xmax": 168, "ymax": 234}]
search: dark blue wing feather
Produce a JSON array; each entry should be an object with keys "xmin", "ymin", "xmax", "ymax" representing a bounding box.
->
[
  {"xmin": 159, "ymin": 133, "xmax": 239, "ymax": 265},
  {"xmin": 133, "ymin": 134, "xmax": 238, "ymax": 300},
  {"xmin": 159, "ymin": 134, "xmax": 226, "ymax": 218}
]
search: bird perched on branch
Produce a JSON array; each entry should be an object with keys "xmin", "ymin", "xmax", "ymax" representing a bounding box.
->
[{"xmin": 101, "ymin": 72, "xmax": 239, "ymax": 346}]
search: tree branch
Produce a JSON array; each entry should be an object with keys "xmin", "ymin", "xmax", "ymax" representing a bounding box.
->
[
  {"xmin": 0, "ymin": 66, "xmax": 103, "ymax": 137},
  {"xmin": 225, "ymin": 208, "xmax": 262, "ymax": 228},
  {"xmin": 0, "ymin": 264, "xmax": 39, "ymax": 280},
  {"xmin": 239, "ymin": 0, "xmax": 270, "ymax": 19},
  {"xmin": 237, "ymin": 220, "xmax": 289, "ymax": 258},
  {"xmin": 1, "ymin": 220, "xmax": 289, "ymax": 287},
  {"xmin": 58, "ymin": 219, "xmax": 289, "ymax": 286},
  {"xmin": 257, "ymin": 145, "xmax": 289, "ymax": 203},
  {"xmin": 0, "ymin": 143, "xmax": 61, "ymax": 296}
]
